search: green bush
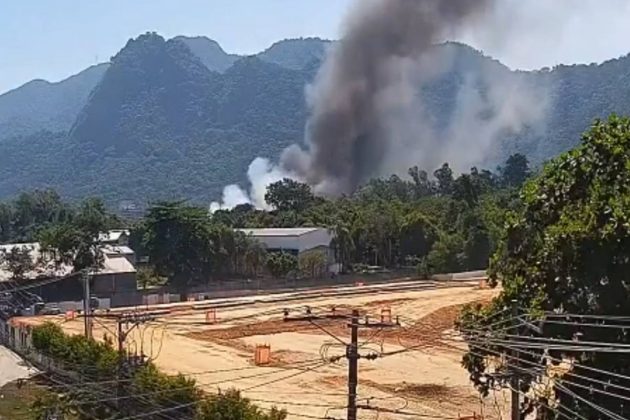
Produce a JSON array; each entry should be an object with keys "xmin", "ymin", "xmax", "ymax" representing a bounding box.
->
[
  {"xmin": 196, "ymin": 389, "xmax": 287, "ymax": 420},
  {"xmin": 30, "ymin": 323, "xmax": 285, "ymax": 419}
]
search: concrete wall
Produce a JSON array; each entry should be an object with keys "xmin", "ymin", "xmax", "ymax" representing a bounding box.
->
[
  {"xmin": 249, "ymin": 229, "xmax": 333, "ymax": 253},
  {"xmin": 0, "ymin": 319, "xmax": 33, "ymax": 353},
  {"xmin": 431, "ymin": 270, "xmax": 487, "ymax": 281},
  {"xmin": 92, "ymin": 272, "xmax": 137, "ymax": 295}
]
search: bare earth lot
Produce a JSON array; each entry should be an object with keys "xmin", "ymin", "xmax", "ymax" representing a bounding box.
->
[{"xmin": 25, "ymin": 281, "xmax": 509, "ymax": 419}]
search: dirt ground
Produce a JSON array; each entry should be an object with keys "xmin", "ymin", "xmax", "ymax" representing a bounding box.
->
[{"xmin": 25, "ymin": 282, "xmax": 509, "ymax": 420}]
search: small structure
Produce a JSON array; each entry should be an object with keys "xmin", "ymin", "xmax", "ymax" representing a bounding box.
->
[
  {"xmin": 98, "ymin": 229, "xmax": 130, "ymax": 246},
  {"xmin": 380, "ymin": 308, "xmax": 392, "ymax": 324},
  {"xmin": 102, "ymin": 245, "xmax": 136, "ymax": 266},
  {"xmin": 254, "ymin": 344, "xmax": 271, "ymax": 365},
  {"xmin": 205, "ymin": 309, "xmax": 217, "ymax": 324}
]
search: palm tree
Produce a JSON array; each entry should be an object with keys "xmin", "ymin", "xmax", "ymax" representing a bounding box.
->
[
  {"xmin": 244, "ymin": 238, "xmax": 267, "ymax": 280},
  {"xmin": 330, "ymin": 222, "xmax": 355, "ymax": 273},
  {"xmin": 231, "ymin": 230, "xmax": 249, "ymax": 276}
]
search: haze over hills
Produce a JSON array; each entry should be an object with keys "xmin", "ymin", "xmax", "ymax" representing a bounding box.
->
[
  {"xmin": 0, "ymin": 35, "xmax": 329, "ymax": 142},
  {"xmin": 0, "ymin": 33, "xmax": 630, "ymax": 205},
  {"xmin": 0, "ymin": 63, "xmax": 109, "ymax": 140}
]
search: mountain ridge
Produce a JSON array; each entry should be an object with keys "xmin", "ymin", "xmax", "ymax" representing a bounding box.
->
[
  {"xmin": 0, "ymin": 63, "xmax": 109, "ymax": 140},
  {"xmin": 1, "ymin": 34, "xmax": 630, "ymax": 206}
]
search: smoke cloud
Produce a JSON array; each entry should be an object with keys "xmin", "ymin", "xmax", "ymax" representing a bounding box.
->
[
  {"xmin": 211, "ymin": 0, "xmax": 550, "ymax": 209},
  {"xmin": 209, "ymin": 157, "xmax": 296, "ymax": 212},
  {"xmin": 282, "ymin": 0, "xmax": 497, "ymax": 195}
]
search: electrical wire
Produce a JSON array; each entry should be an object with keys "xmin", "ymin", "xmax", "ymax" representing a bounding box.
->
[
  {"xmin": 445, "ymin": 337, "xmax": 630, "ymax": 419},
  {"xmin": 554, "ymin": 381, "xmax": 626, "ymax": 420}
]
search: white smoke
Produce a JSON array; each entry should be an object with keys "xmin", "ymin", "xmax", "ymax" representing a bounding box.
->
[
  {"xmin": 378, "ymin": 45, "xmax": 548, "ymax": 176},
  {"xmin": 209, "ymin": 0, "xmax": 553, "ymax": 208},
  {"xmin": 209, "ymin": 157, "xmax": 296, "ymax": 211}
]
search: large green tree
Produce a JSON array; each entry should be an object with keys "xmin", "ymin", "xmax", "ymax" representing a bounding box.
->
[
  {"xmin": 499, "ymin": 153, "xmax": 531, "ymax": 188},
  {"xmin": 0, "ymin": 245, "xmax": 35, "ymax": 280},
  {"xmin": 434, "ymin": 163, "xmax": 454, "ymax": 196},
  {"xmin": 459, "ymin": 116, "xmax": 630, "ymax": 418},
  {"xmin": 143, "ymin": 202, "xmax": 214, "ymax": 296},
  {"xmin": 265, "ymin": 178, "xmax": 315, "ymax": 212},
  {"xmin": 38, "ymin": 198, "xmax": 113, "ymax": 272}
]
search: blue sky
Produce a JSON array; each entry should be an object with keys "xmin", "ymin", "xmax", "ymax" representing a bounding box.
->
[
  {"xmin": 0, "ymin": 0, "xmax": 352, "ymax": 93},
  {"xmin": 2, "ymin": 0, "xmax": 630, "ymax": 95}
]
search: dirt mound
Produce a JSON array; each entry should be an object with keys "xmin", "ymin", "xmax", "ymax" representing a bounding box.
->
[{"xmin": 185, "ymin": 301, "xmax": 482, "ymax": 354}]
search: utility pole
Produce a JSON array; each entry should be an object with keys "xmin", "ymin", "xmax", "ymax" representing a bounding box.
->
[
  {"xmin": 284, "ymin": 306, "xmax": 398, "ymax": 420},
  {"xmin": 114, "ymin": 312, "xmax": 154, "ymax": 409},
  {"xmin": 116, "ymin": 312, "xmax": 154, "ymax": 364},
  {"xmin": 510, "ymin": 299, "xmax": 519, "ymax": 420},
  {"xmin": 347, "ymin": 309, "xmax": 359, "ymax": 420},
  {"xmin": 82, "ymin": 270, "xmax": 92, "ymax": 339}
]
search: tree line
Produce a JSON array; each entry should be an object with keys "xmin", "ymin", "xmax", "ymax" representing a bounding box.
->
[
  {"xmin": 212, "ymin": 153, "xmax": 531, "ymax": 275},
  {"xmin": 0, "ymin": 153, "xmax": 532, "ymax": 296}
]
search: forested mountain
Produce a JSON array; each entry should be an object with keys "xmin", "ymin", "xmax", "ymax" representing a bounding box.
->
[
  {"xmin": 0, "ymin": 33, "xmax": 313, "ymax": 203},
  {"xmin": 174, "ymin": 36, "xmax": 331, "ymax": 72},
  {"xmin": 1, "ymin": 33, "xmax": 630, "ymax": 205},
  {"xmin": 257, "ymin": 37, "xmax": 331, "ymax": 70},
  {"xmin": 0, "ymin": 63, "xmax": 108, "ymax": 139},
  {"xmin": 0, "ymin": 36, "xmax": 328, "ymax": 141},
  {"xmin": 173, "ymin": 36, "xmax": 240, "ymax": 72}
]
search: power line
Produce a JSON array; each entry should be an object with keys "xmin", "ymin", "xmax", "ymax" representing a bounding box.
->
[{"xmin": 554, "ymin": 381, "xmax": 626, "ymax": 420}]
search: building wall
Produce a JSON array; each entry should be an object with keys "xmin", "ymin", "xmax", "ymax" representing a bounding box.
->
[
  {"xmin": 247, "ymin": 229, "xmax": 334, "ymax": 253},
  {"xmin": 91, "ymin": 272, "xmax": 137, "ymax": 295}
]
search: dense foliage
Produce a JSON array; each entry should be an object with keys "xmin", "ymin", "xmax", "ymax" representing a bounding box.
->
[
  {"xmin": 458, "ymin": 116, "xmax": 630, "ymax": 418},
  {"xmin": 211, "ymin": 154, "xmax": 526, "ymax": 280},
  {"xmin": 0, "ymin": 64, "xmax": 108, "ymax": 140},
  {"xmin": 0, "ymin": 151, "xmax": 526, "ymax": 297},
  {"xmin": 0, "ymin": 190, "xmax": 122, "ymax": 281},
  {"xmin": 31, "ymin": 323, "xmax": 285, "ymax": 419},
  {"xmin": 2, "ymin": 36, "xmax": 630, "ymax": 204}
]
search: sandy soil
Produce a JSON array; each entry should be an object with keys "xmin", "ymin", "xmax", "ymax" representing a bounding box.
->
[{"xmin": 24, "ymin": 283, "xmax": 509, "ymax": 420}]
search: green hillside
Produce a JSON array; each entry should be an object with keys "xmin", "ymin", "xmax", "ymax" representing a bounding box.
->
[{"xmin": 1, "ymin": 34, "xmax": 630, "ymax": 205}]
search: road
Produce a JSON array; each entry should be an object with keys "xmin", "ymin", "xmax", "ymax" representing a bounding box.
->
[
  {"xmin": 110, "ymin": 276, "xmax": 484, "ymax": 315},
  {"xmin": 0, "ymin": 345, "xmax": 37, "ymax": 388}
]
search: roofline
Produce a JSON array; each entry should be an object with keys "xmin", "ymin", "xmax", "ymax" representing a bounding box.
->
[{"xmin": 235, "ymin": 227, "xmax": 326, "ymax": 237}]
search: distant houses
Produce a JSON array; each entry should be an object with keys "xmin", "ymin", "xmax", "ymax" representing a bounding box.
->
[
  {"xmin": 0, "ymin": 230, "xmax": 137, "ymax": 306},
  {"xmin": 0, "ymin": 227, "xmax": 340, "ymax": 311}
]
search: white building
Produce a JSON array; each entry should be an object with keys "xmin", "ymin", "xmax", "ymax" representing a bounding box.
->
[
  {"xmin": 0, "ymin": 242, "xmax": 137, "ymax": 296},
  {"xmin": 98, "ymin": 229, "xmax": 130, "ymax": 246},
  {"xmin": 236, "ymin": 227, "xmax": 339, "ymax": 273}
]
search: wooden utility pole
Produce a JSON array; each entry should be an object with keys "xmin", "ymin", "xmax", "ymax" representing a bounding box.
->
[
  {"xmin": 114, "ymin": 312, "xmax": 154, "ymax": 409},
  {"xmin": 82, "ymin": 270, "xmax": 92, "ymax": 339},
  {"xmin": 347, "ymin": 309, "xmax": 359, "ymax": 420},
  {"xmin": 284, "ymin": 306, "xmax": 398, "ymax": 420}
]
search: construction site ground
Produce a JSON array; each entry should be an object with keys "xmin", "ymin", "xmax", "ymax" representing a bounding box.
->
[{"xmin": 23, "ymin": 280, "xmax": 509, "ymax": 420}]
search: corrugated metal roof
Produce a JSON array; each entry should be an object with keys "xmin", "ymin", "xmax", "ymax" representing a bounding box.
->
[
  {"xmin": 98, "ymin": 229, "xmax": 130, "ymax": 242},
  {"xmin": 98, "ymin": 254, "xmax": 136, "ymax": 275},
  {"xmin": 236, "ymin": 227, "xmax": 323, "ymax": 237},
  {"xmin": 0, "ymin": 242, "xmax": 135, "ymax": 282},
  {"xmin": 102, "ymin": 245, "xmax": 134, "ymax": 255}
]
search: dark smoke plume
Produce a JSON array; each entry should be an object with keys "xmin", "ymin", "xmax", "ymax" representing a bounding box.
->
[{"xmin": 281, "ymin": 0, "xmax": 494, "ymax": 195}]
